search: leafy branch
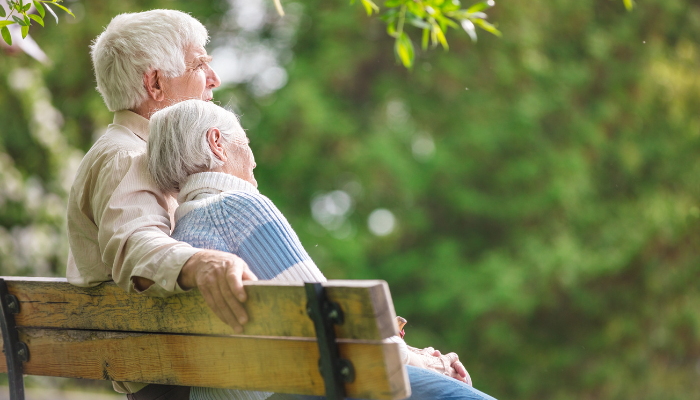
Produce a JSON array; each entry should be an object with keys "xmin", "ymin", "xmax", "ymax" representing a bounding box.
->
[
  {"xmin": 280, "ymin": 0, "xmax": 634, "ymax": 70},
  {"xmin": 0, "ymin": 0, "xmax": 74, "ymax": 46},
  {"xmin": 375, "ymin": 0, "xmax": 501, "ymax": 68},
  {"xmin": 354, "ymin": 0, "xmax": 633, "ymax": 68}
]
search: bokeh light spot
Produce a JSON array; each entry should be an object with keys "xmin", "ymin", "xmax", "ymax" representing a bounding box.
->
[{"xmin": 368, "ymin": 209, "xmax": 396, "ymax": 236}]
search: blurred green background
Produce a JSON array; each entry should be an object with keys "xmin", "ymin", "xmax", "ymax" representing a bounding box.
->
[{"xmin": 1, "ymin": 0, "xmax": 699, "ymax": 399}]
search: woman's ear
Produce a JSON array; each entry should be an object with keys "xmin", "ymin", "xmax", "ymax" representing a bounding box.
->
[
  {"xmin": 206, "ymin": 127, "xmax": 226, "ymax": 161},
  {"xmin": 143, "ymin": 69, "xmax": 166, "ymax": 102}
]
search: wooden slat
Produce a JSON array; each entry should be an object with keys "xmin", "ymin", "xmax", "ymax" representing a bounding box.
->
[
  {"xmin": 1, "ymin": 278, "xmax": 398, "ymax": 340},
  {"xmin": 0, "ymin": 328, "xmax": 410, "ymax": 400}
]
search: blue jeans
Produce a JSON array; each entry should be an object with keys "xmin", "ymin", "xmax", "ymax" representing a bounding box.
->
[{"xmin": 266, "ymin": 365, "xmax": 497, "ymax": 400}]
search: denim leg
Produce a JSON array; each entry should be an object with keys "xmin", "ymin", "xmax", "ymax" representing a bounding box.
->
[
  {"xmin": 402, "ymin": 366, "xmax": 497, "ymax": 400},
  {"xmin": 264, "ymin": 366, "xmax": 497, "ymax": 400}
]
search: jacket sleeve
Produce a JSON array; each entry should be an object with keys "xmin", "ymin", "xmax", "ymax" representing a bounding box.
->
[{"xmin": 92, "ymin": 150, "xmax": 199, "ymax": 296}]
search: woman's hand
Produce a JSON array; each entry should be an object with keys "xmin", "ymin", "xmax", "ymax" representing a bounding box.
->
[
  {"xmin": 395, "ymin": 317, "xmax": 472, "ymax": 386},
  {"xmin": 427, "ymin": 349, "xmax": 469, "ymax": 383},
  {"xmin": 406, "ymin": 347, "xmax": 472, "ymax": 386},
  {"xmin": 441, "ymin": 353, "xmax": 471, "ymax": 385},
  {"xmin": 451, "ymin": 358, "xmax": 470, "ymax": 384}
]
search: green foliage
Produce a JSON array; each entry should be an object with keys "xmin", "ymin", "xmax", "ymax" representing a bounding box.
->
[
  {"xmin": 0, "ymin": 0, "xmax": 73, "ymax": 46},
  {"xmin": 0, "ymin": 26, "xmax": 11, "ymax": 45},
  {"xmin": 351, "ymin": 0, "xmax": 501, "ymax": 68}
]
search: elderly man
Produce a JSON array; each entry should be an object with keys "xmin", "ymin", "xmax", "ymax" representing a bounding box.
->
[{"xmin": 66, "ymin": 9, "xmax": 257, "ymax": 399}]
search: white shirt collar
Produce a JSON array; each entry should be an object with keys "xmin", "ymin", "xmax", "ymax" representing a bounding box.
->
[{"xmin": 177, "ymin": 172, "xmax": 259, "ymax": 205}]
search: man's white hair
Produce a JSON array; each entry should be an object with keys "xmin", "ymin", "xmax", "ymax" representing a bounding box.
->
[
  {"xmin": 148, "ymin": 100, "xmax": 246, "ymax": 193},
  {"xmin": 91, "ymin": 10, "xmax": 209, "ymax": 112}
]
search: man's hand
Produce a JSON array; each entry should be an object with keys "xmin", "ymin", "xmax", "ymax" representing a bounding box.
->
[{"xmin": 178, "ymin": 249, "xmax": 258, "ymax": 333}]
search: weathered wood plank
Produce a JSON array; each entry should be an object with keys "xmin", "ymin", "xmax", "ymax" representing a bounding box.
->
[
  {"xmin": 1, "ymin": 278, "xmax": 398, "ymax": 340},
  {"xmin": 0, "ymin": 328, "xmax": 410, "ymax": 400}
]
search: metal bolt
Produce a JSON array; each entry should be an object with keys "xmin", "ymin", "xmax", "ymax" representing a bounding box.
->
[
  {"xmin": 17, "ymin": 348, "xmax": 25, "ymax": 358},
  {"xmin": 328, "ymin": 309, "xmax": 338, "ymax": 320},
  {"xmin": 6, "ymin": 296, "xmax": 16, "ymax": 311},
  {"xmin": 340, "ymin": 366, "xmax": 350, "ymax": 377}
]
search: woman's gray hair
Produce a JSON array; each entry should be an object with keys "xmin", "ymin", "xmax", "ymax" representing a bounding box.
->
[
  {"xmin": 148, "ymin": 100, "xmax": 245, "ymax": 193},
  {"xmin": 91, "ymin": 10, "xmax": 208, "ymax": 112}
]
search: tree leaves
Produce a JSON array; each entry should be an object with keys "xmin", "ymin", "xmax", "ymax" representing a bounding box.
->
[
  {"xmin": 44, "ymin": 2, "xmax": 59, "ymax": 23},
  {"xmin": 361, "ymin": 0, "xmax": 379, "ymax": 16},
  {"xmin": 12, "ymin": 15, "xmax": 26, "ymax": 26},
  {"xmin": 0, "ymin": 0, "xmax": 74, "ymax": 46},
  {"xmin": 48, "ymin": 1, "xmax": 74, "ymax": 18},
  {"xmin": 467, "ymin": 0, "xmax": 495, "ymax": 13},
  {"xmin": 362, "ymin": 0, "xmax": 629, "ymax": 68},
  {"xmin": 0, "ymin": 26, "xmax": 11, "ymax": 46},
  {"xmin": 394, "ymin": 31, "xmax": 414, "ymax": 68},
  {"xmin": 33, "ymin": 0, "xmax": 45, "ymax": 19},
  {"xmin": 356, "ymin": 0, "xmax": 501, "ymax": 68},
  {"xmin": 461, "ymin": 19, "xmax": 477, "ymax": 42},
  {"xmin": 473, "ymin": 18, "xmax": 501, "ymax": 37},
  {"xmin": 29, "ymin": 13, "xmax": 43, "ymax": 27}
]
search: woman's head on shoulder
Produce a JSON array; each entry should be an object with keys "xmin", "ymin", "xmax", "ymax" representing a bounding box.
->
[{"xmin": 147, "ymin": 100, "xmax": 256, "ymax": 194}]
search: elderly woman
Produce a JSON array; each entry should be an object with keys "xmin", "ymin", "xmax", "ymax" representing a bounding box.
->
[{"xmin": 147, "ymin": 100, "xmax": 497, "ymax": 400}]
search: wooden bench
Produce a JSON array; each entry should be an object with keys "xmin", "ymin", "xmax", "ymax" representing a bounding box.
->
[{"xmin": 0, "ymin": 277, "xmax": 410, "ymax": 400}]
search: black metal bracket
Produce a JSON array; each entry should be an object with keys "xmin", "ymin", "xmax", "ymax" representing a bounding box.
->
[
  {"xmin": 0, "ymin": 278, "xmax": 28, "ymax": 400},
  {"xmin": 305, "ymin": 282, "xmax": 355, "ymax": 400}
]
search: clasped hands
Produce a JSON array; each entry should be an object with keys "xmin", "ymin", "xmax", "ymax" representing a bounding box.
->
[
  {"xmin": 406, "ymin": 345, "xmax": 472, "ymax": 386},
  {"xmin": 397, "ymin": 316, "xmax": 472, "ymax": 386}
]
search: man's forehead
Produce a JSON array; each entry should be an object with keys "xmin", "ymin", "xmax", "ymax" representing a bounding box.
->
[{"xmin": 186, "ymin": 45, "xmax": 209, "ymax": 59}]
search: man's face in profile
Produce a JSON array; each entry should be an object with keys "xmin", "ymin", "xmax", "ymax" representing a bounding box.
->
[{"xmin": 160, "ymin": 44, "xmax": 220, "ymax": 104}]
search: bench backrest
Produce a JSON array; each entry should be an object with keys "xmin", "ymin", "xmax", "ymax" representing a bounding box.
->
[{"xmin": 0, "ymin": 277, "xmax": 410, "ymax": 400}]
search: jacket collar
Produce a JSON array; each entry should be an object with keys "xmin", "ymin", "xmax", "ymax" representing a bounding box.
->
[{"xmin": 113, "ymin": 110, "xmax": 150, "ymax": 142}]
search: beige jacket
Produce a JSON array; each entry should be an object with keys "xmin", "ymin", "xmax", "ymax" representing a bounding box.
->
[{"xmin": 66, "ymin": 110, "xmax": 200, "ymax": 393}]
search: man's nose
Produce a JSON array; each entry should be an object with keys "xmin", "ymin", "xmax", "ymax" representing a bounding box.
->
[{"xmin": 207, "ymin": 67, "xmax": 221, "ymax": 89}]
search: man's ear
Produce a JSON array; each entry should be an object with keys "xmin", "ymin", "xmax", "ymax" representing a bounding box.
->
[
  {"xmin": 207, "ymin": 127, "xmax": 226, "ymax": 161},
  {"xmin": 143, "ymin": 69, "xmax": 165, "ymax": 102}
]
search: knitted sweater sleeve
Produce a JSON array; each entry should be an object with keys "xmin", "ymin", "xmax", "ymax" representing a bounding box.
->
[{"xmin": 215, "ymin": 192, "xmax": 326, "ymax": 282}]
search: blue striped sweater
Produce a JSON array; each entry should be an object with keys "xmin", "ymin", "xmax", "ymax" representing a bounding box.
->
[
  {"xmin": 172, "ymin": 172, "xmax": 326, "ymax": 284},
  {"xmin": 171, "ymin": 172, "xmax": 325, "ymax": 400}
]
